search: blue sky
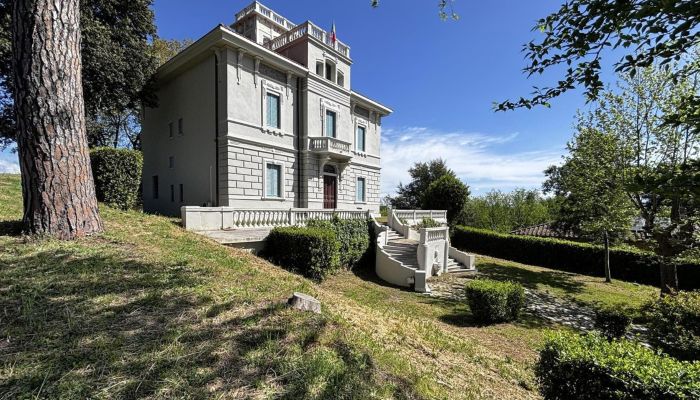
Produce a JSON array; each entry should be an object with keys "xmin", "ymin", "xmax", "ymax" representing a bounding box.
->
[{"xmin": 1, "ymin": 0, "xmax": 617, "ymax": 196}]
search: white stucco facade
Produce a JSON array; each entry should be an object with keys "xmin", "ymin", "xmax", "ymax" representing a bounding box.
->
[{"xmin": 142, "ymin": 2, "xmax": 391, "ymax": 216}]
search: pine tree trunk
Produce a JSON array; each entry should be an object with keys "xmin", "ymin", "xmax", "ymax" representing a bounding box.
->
[
  {"xmin": 604, "ymin": 230, "xmax": 611, "ymax": 283},
  {"xmin": 12, "ymin": 0, "xmax": 103, "ymax": 239}
]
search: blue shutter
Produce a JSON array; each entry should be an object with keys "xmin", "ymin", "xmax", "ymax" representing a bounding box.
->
[
  {"xmin": 356, "ymin": 178, "xmax": 365, "ymax": 202},
  {"xmin": 325, "ymin": 111, "xmax": 336, "ymax": 137},
  {"xmin": 267, "ymin": 164, "xmax": 280, "ymax": 197},
  {"xmin": 266, "ymin": 93, "xmax": 279, "ymax": 128},
  {"xmin": 356, "ymin": 126, "xmax": 365, "ymax": 152}
]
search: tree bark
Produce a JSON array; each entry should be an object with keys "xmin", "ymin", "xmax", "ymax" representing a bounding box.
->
[
  {"xmin": 604, "ymin": 230, "xmax": 611, "ymax": 283},
  {"xmin": 12, "ymin": 0, "xmax": 103, "ymax": 239}
]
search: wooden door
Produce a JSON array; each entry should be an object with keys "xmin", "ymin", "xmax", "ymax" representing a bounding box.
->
[{"xmin": 323, "ymin": 175, "xmax": 337, "ymax": 209}]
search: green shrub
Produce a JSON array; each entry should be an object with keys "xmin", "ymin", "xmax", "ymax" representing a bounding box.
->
[
  {"xmin": 594, "ymin": 305, "xmax": 632, "ymax": 339},
  {"xmin": 416, "ymin": 217, "xmax": 441, "ymax": 229},
  {"xmin": 464, "ymin": 279, "xmax": 525, "ymax": 323},
  {"xmin": 645, "ymin": 291, "xmax": 700, "ymax": 361},
  {"xmin": 536, "ymin": 332, "xmax": 700, "ymax": 400},
  {"xmin": 451, "ymin": 226, "xmax": 700, "ymax": 290},
  {"xmin": 264, "ymin": 226, "xmax": 340, "ymax": 280},
  {"xmin": 90, "ymin": 147, "xmax": 143, "ymax": 210},
  {"xmin": 421, "ymin": 175, "xmax": 470, "ymax": 224},
  {"xmin": 307, "ymin": 216, "xmax": 372, "ymax": 270}
]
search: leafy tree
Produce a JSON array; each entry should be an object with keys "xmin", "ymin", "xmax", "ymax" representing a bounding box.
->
[
  {"xmin": 497, "ymin": 0, "xmax": 700, "ymax": 126},
  {"xmin": 421, "ymin": 175, "xmax": 470, "ymax": 224},
  {"xmin": 461, "ymin": 189, "xmax": 553, "ymax": 233},
  {"xmin": 0, "ymin": 0, "xmax": 158, "ymax": 150},
  {"xmin": 390, "ymin": 159, "xmax": 456, "ymax": 209},
  {"xmin": 544, "ymin": 126, "xmax": 635, "ymax": 282}
]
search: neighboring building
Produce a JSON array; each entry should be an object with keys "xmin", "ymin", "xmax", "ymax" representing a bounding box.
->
[
  {"xmin": 511, "ymin": 223, "xmax": 577, "ymax": 239},
  {"xmin": 142, "ymin": 2, "xmax": 392, "ymax": 216}
]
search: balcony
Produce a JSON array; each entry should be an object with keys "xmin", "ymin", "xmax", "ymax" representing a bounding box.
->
[
  {"xmin": 265, "ymin": 21, "xmax": 351, "ymax": 59},
  {"xmin": 307, "ymin": 137, "xmax": 352, "ymax": 161},
  {"xmin": 235, "ymin": 1, "xmax": 297, "ymax": 31}
]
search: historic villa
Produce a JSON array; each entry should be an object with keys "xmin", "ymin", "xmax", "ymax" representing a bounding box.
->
[
  {"xmin": 142, "ymin": 1, "xmax": 391, "ymax": 216},
  {"xmin": 141, "ymin": 2, "xmax": 474, "ymax": 293}
]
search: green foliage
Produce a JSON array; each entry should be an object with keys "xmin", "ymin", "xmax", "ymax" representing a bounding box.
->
[
  {"xmin": 307, "ymin": 216, "xmax": 372, "ymax": 270},
  {"xmin": 497, "ymin": 0, "xmax": 700, "ymax": 126},
  {"xmin": 421, "ymin": 174, "xmax": 470, "ymax": 224},
  {"xmin": 264, "ymin": 227, "xmax": 340, "ymax": 281},
  {"xmin": 645, "ymin": 291, "xmax": 700, "ymax": 361},
  {"xmin": 390, "ymin": 159, "xmax": 456, "ymax": 209},
  {"xmin": 464, "ymin": 279, "xmax": 525, "ymax": 324},
  {"xmin": 0, "ymin": 0, "xmax": 159, "ymax": 149},
  {"xmin": 536, "ymin": 332, "xmax": 700, "ymax": 400},
  {"xmin": 451, "ymin": 226, "xmax": 700, "ymax": 290},
  {"xmin": 461, "ymin": 188, "xmax": 554, "ymax": 232},
  {"xmin": 544, "ymin": 126, "xmax": 635, "ymax": 241},
  {"xmin": 89, "ymin": 147, "xmax": 143, "ymax": 210},
  {"xmin": 594, "ymin": 305, "xmax": 632, "ymax": 340},
  {"xmin": 416, "ymin": 217, "xmax": 441, "ymax": 229}
]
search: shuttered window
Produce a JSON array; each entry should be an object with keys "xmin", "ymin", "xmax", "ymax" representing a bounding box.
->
[
  {"xmin": 266, "ymin": 93, "xmax": 280, "ymax": 128},
  {"xmin": 356, "ymin": 177, "xmax": 366, "ymax": 202},
  {"xmin": 325, "ymin": 110, "xmax": 336, "ymax": 138},
  {"xmin": 356, "ymin": 126, "xmax": 366, "ymax": 152},
  {"xmin": 266, "ymin": 163, "xmax": 282, "ymax": 198}
]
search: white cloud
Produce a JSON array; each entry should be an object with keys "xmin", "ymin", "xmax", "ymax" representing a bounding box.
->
[
  {"xmin": 380, "ymin": 127, "xmax": 563, "ymax": 196},
  {"xmin": 0, "ymin": 152, "xmax": 20, "ymax": 174}
]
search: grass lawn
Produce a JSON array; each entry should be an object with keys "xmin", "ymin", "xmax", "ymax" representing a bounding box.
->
[{"xmin": 0, "ymin": 174, "xmax": 659, "ymax": 399}]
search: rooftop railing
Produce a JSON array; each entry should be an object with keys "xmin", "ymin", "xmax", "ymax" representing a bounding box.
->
[
  {"xmin": 265, "ymin": 21, "xmax": 351, "ymax": 58},
  {"xmin": 235, "ymin": 1, "xmax": 297, "ymax": 31}
]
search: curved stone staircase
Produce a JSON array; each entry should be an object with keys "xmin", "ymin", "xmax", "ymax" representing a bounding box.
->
[{"xmin": 383, "ymin": 227, "xmax": 475, "ymax": 275}]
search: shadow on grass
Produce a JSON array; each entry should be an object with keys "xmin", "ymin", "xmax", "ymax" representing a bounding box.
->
[
  {"xmin": 0, "ymin": 219, "xmax": 22, "ymax": 236},
  {"xmin": 0, "ymin": 245, "xmax": 416, "ymax": 399},
  {"xmin": 478, "ymin": 262, "xmax": 585, "ymax": 295}
]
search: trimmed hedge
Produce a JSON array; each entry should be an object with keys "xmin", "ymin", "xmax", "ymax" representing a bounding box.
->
[
  {"xmin": 307, "ymin": 217, "xmax": 372, "ymax": 270},
  {"xmin": 464, "ymin": 279, "xmax": 525, "ymax": 323},
  {"xmin": 646, "ymin": 291, "xmax": 700, "ymax": 361},
  {"xmin": 264, "ymin": 226, "xmax": 340, "ymax": 281},
  {"xmin": 90, "ymin": 147, "xmax": 143, "ymax": 210},
  {"xmin": 594, "ymin": 305, "xmax": 632, "ymax": 340},
  {"xmin": 537, "ymin": 332, "xmax": 700, "ymax": 399},
  {"xmin": 452, "ymin": 226, "xmax": 700, "ymax": 290}
]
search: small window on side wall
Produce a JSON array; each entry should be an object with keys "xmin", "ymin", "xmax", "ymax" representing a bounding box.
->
[
  {"xmin": 266, "ymin": 163, "xmax": 282, "ymax": 198},
  {"xmin": 152, "ymin": 175, "xmax": 159, "ymax": 199},
  {"xmin": 316, "ymin": 62, "xmax": 324, "ymax": 76},
  {"xmin": 170, "ymin": 184, "xmax": 175, "ymax": 202},
  {"xmin": 168, "ymin": 122, "xmax": 173, "ymax": 138},
  {"xmin": 179, "ymin": 184, "xmax": 184, "ymax": 203},
  {"xmin": 325, "ymin": 62, "xmax": 334, "ymax": 81},
  {"xmin": 356, "ymin": 177, "xmax": 366, "ymax": 203},
  {"xmin": 178, "ymin": 118, "xmax": 184, "ymax": 135}
]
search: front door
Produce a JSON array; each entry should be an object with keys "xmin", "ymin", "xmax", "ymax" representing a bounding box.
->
[{"xmin": 323, "ymin": 175, "xmax": 337, "ymax": 209}]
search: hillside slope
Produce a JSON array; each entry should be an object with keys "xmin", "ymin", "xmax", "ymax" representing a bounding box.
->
[{"xmin": 1, "ymin": 174, "xmax": 655, "ymax": 399}]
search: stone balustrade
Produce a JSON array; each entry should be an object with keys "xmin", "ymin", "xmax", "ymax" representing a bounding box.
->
[
  {"xmin": 263, "ymin": 21, "xmax": 350, "ymax": 58},
  {"xmin": 236, "ymin": 1, "xmax": 297, "ymax": 31},
  {"xmin": 392, "ymin": 209, "xmax": 448, "ymax": 225},
  {"xmin": 182, "ymin": 206, "xmax": 370, "ymax": 231}
]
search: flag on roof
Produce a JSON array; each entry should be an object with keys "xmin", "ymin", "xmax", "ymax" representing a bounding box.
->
[{"xmin": 330, "ymin": 22, "xmax": 337, "ymax": 44}]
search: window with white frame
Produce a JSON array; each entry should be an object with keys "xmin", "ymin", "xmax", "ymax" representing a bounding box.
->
[
  {"xmin": 325, "ymin": 110, "xmax": 336, "ymax": 138},
  {"xmin": 265, "ymin": 162, "xmax": 283, "ymax": 198},
  {"xmin": 356, "ymin": 125, "xmax": 366, "ymax": 152},
  {"xmin": 316, "ymin": 61, "xmax": 324, "ymax": 76},
  {"xmin": 266, "ymin": 92, "xmax": 280, "ymax": 128},
  {"xmin": 356, "ymin": 177, "xmax": 366, "ymax": 202},
  {"xmin": 325, "ymin": 62, "xmax": 334, "ymax": 81}
]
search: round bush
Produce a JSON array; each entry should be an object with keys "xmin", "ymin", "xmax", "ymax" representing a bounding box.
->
[
  {"xmin": 464, "ymin": 279, "xmax": 525, "ymax": 323},
  {"xmin": 594, "ymin": 305, "xmax": 632, "ymax": 339},
  {"xmin": 646, "ymin": 290, "xmax": 700, "ymax": 361},
  {"xmin": 90, "ymin": 147, "xmax": 143, "ymax": 210}
]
